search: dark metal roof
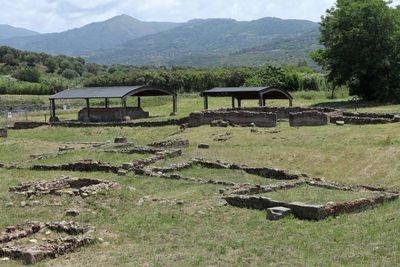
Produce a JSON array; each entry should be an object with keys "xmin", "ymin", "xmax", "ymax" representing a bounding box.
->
[
  {"xmin": 203, "ymin": 87, "xmax": 293, "ymax": 100},
  {"xmin": 49, "ymin": 86, "xmax": 176, "ymax": 100}
]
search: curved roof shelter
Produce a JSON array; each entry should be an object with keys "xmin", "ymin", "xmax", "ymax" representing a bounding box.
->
[
  {"xmin": 49, "ymin": 86, "xmax": 177, "ymax": 122},
  {"xmin": 202, "ymin": 87, "xmax": 293, "ymax": 109},
  {"xmin": 50, "ymin": 86, "xmax": 176, "ymax": 99}
]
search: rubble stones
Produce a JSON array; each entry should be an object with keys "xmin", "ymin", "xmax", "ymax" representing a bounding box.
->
[
  {"xmin": 0, "ymin": 128, "xmax": 7, "ymax": 138},
  {"xmin": 114, "ymin": 137, "xmax": 127, "ymax": 144},
  {"xmin": 0, "ymin": 221, "xmax": 94, "ymax": 264},
  {"xmin": 65, "ymin": 209, "xmax": 80, "ymax": 217},
  {"xmin": 198, "ymin": 144, "xmax": 210, "ymax": 149},
  {"xmin": 9, "ymin": 176, "xmax": 118, "ymax": 198},
  {"xmin": 267, "ymin": 207, "xmax": 292, "ymax": 221},
  {"xmin": 148, "ymin": 138, "xmax": 189, "ymax": 148},
  {"xmin": 336, "ymin": 121, "xmax": 345, "ymax": 126},
  {"xmin": 210, "ymin": 120, "xmax": 229, "ymax": 127}
]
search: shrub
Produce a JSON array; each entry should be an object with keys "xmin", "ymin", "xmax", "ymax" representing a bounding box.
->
[
  {"xmin": 12, "ymin": 67, "xmax": 41, "ymax": 83},
  {"xmin": 62, "ymin": 69, "xmax": 79, "ymax": 79}
]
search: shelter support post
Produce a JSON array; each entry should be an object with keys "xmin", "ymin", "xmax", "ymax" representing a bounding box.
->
[
  {"xmin": 138, "ymin": 97, "xmax": 141, "ymax": 108},
  {"xmin": 289, "ymin": 99, "xmax": 293, "ymax": 107},
  {"xmin": 121, "ymin": 98, "xmax": 126, "ymax": 121},
  {"xmin": 263, "ymin": 99, "xmax": 266, "ymax": 107},
  {"xmin": 238, "ymin": 99, "xmax": 241, "ymax": 108},
  {"xmin": 86, "ymin": 98, "xmax": 90, "ymax": 121},
  {"xmin": 204, "ymin": 96, "xmax": 208, "ymax": 110},
  {"xmin": 259, "ymin": 94, "xmax": 263, "ymax": 107},
  {"xmin": 50, "ymin": 99, "xmax": 56, "ymax": 120},
  {"xmin": 105, "ymin": 98, "xmax": 109, "ymax": 108},
  {"xmin": 232, "ymin": 97, "xmax": 235, "ymax": 108},
  {"xmin": 172, "ymin": 95, "xmax": 177, "ymax": 114}
]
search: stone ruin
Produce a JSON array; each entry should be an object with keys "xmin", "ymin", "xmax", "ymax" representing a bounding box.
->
[
  {"xmin": 9, "ymin": 176, "xmax": 118, "ymax": 198},
  {"xmin": 189, "ymin": 110, "xmax": 277, "ymax": 128},
  {"xmin": 32, "ymin": 160, "xmax": 121, "ymax": 173},
  {"xmin": 140, "ymin": 158, "xmax": 399, "ymax": 221},
  {"xmin": 0, "ymin": 221, "xmax": 94, "ymax": 264},
  {"xmin": 223, "ymin": 178, "xmax": 398, "ymax": 220},
  {"xmin": 148, "ymin": 138, "xmax": 189, "ymax": 149},
  {"xmin": 0, "ymin": 128, "xmax": 7, "ymax": 138},
  {"xmin": 289, "ymin": 111, "xmax": 329, "ymax": 127},
  {"xmin": 188, "ymin": 107, "xmax": 400, "ymax": 127}
]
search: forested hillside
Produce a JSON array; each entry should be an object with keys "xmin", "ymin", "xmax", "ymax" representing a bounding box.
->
[
  {"xmin": 0, "ymin": 15, "xmax": 319, "ymax": 67},
  {"xmin": 0, "ymin": 46, "xmax": 329, "ymax": 95}
]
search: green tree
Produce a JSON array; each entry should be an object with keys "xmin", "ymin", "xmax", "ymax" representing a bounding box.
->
[
  {"xmin": 313, "ymin": 0, "xmax": 400, "ymax": 101},
  {"xmin": 12, "ymin": 67, "xmax": 41, "ymax": 83}
]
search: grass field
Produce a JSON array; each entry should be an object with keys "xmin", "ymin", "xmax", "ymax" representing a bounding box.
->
[{"xmin": 1, "ymin": 92, "xmax": 400, "ymax": 266}]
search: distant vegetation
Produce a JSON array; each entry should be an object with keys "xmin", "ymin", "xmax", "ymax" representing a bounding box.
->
[
  {"xmin": 0, "ymin": 46, "xmax": 334, "ymax": 96},
  {"xmin": 312, "ymin": 0, "xmax": 400, "ymax": 102}
]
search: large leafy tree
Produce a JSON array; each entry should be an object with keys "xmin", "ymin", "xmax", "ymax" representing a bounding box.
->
[{"xmin": 312, "ymin": 0, "xmax": 400, "ymax": 101}]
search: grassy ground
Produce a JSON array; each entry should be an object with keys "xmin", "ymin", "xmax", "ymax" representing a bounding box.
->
[
  {"xmin": 0, "ymin": 93, "xmax": 400, "ymax": 266},
  {"xmin": 1, "ymin": 91, "xmax": 400, "ymax": 126}
]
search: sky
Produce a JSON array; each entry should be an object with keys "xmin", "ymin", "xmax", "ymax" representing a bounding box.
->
[{"xmin": 1, "ymin": 0, "xmax": 400, "ymax": 33}]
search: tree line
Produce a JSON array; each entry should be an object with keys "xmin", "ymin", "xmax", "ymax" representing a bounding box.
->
[{"xmin": 0, "ymin": 45, "xmax": 329, "ymax": 95}]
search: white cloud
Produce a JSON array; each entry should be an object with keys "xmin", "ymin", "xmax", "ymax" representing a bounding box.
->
[{"xmin": 0, "ymin": 0, "xmax": 399, "ymax": 33}]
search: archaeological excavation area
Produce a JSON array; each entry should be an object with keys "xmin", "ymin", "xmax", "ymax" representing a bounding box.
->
[{"xmin": 1, "ymin": 102, "xmax": 400, "ymax": 266}]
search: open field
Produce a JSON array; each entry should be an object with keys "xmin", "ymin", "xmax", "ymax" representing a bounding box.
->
[
  {"xmin": 1, "ymin": 90, "xmax": 400, "ymax": 125},
  {"xmin": 1, "ymin": 93, "xmax": 400, "ymax": 266}
]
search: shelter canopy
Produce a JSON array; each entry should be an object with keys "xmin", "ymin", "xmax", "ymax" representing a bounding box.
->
[
  {"xmin": 202, "ymin": 86, "xmax": 293, "ymax": 109},
  {"xmin": 50, "ymin": 85, "xmax": 175, "ymax": 100}
]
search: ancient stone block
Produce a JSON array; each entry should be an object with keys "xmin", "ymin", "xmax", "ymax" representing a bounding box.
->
[
  {"xmin": 0, "ymin": 128, "xmax": 7, "ymax": 138},
  {"xmin": 198, "ymin": 144, "xmax": 210, "ymax": 149},
  {"xmin": 189, "ymin": 110, "xmax": 277, "ymax": 128},
  {"xmin": 336, "ymin": 121, "xmax": 345, "ymax": 126},
  {"xmin": 267, "ymin": 207, "xmax": 292, "ymax": 221},
  {"xmin": 114, "ymin": 137, "xmax": 127, "ymax": 144},
  {"xmin": 289, "ymin": 111, "xmax": 329, "ymax": 127}
]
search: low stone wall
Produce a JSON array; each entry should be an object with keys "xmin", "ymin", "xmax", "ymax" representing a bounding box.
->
[
  {"xmin": 289, "ymin": 111, "xmax": 329, "ymax": 127},
  {"xmin": 9, "ymin": 176, "xmax": 118, "ymax": 198},
  {"xmin": 0, "ymin": 221, "xmax": 94, "ymax": 264},
  {"xmin": 189, "ymin": 111, "xmax": 277, "ymax": 127},
  {"xmin": 52, "ymin": 117, "xmax": 189, "ymax": 128},
  {"xmin": 13, "ymin": 121, "xmax": 49, "ymax": 130},
  {"xmin": 330, "ymin": 116, "xmax": 397, "ymax": 125},
  {"xmin": 78, "ymin": 107, "xmax": 149, "ymax": 122},
  {"xmin": 32, "ymin": 160, "xmax": 120, "ymax": 173},
  {"xmin": 224, "ymin": 107, "xmax": 339, "ymax": 120}
]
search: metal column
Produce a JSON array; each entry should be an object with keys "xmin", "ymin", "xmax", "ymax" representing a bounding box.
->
[
  {"xmin": 204, "ymin": 96, "xmax": 208, "ymax": 110},
  {"xmin": 86, "ymin": 99, "xmax": 90, "ymax": 121}
]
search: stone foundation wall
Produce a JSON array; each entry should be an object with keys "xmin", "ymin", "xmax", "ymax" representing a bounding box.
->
[
  {"xmin": 289, "ymin": 111, "xmax": 329, "ymax": 127},
  {"xmin": 51, "ymin": 117, "xmax": 189, "ymax": 128},
  {"xmin": 78, "ymin": 107, "xmax": 149, "ymax": 122},
  {"xmin": 189, "ymin": 111, "xmax": 277, "ymax": 127},
  {"xmin": 330, "ymin": 116, "xmax": 397, "ymax": 125},
  {"xmin": 223, "ymin": 107, "xmax": 339, "ymax": 119},
  {"xmin": 13, "ymin": 121, "xmax": 49, "ymax": 129}
]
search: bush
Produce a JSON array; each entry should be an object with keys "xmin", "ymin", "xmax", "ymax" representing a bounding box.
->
[
  {"xmin": 12, "ymin": 67, "xmax": 41, "ymax": 83},
  {"xmin": 62, "ymin": 69, "xmax": 79, "ymax": 79}
]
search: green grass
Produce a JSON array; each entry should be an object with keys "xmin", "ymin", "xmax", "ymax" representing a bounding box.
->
[
  {"xmin": 260, "ymin": 185, "xmax": 377, "ymax": 205},
  {"xmin": 1, "ymin": 93, "xmax": 400, "ymax": 266}
]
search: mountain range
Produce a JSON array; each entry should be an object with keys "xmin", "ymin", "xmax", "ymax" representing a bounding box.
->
[{"xmin": 0, "ymin": 15, "xmax": 321, "ymax": 67}]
